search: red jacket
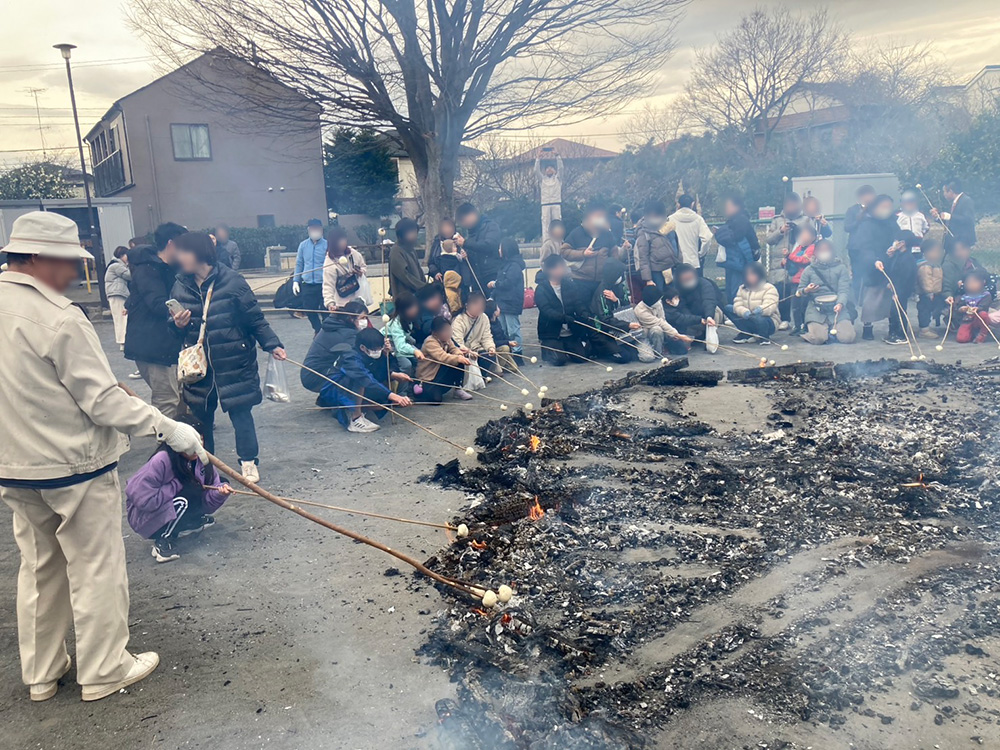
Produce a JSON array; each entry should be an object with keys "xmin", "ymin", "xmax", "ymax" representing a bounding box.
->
[{"xmin": 785, "ymin": 243, "xmax": 815, "ymax": 284}]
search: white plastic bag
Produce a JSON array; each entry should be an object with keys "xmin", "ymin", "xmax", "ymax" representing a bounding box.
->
[
  {"xmin": 463, "ymin": 361, "xmax": 486, "ymax": 391},
  {"xmin": 704, "ymin": 324, "xmax": 720, "ymax": 354},
  {"xmin": 264, "ymin": 354, "xmax": 290, "ymax": 402},
  {"xmin": 356, "ymin": 274, "xmax": 374, "ymax": 307},
  {"xmin": 715, "ymin": 245, "xmax": 727, "ymax": 264}
]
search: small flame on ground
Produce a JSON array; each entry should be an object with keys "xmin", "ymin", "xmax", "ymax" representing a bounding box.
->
[
  {"xmin": 528, "ymin": 496, "xmax": 545, "ymax": 521},
  {"xmin": 529, "ymin": 435, "xmax": 541, "ymax": 452},
  {"xmin": 469, "ymin": 539, "xmax": 488, "ymax": 550}
]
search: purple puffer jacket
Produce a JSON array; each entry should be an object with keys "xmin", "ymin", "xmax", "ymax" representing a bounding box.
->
[{"xmin": 125, "ymin": 451, "xmax": 229, "ymax": 538}]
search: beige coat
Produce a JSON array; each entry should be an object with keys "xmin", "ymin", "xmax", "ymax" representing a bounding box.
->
[
  {"xmin": 732, "ymin": 281, "xmax": 781, "ymax": 328},
  {"xmin": 451, "ymin": 312, "xmax": 495, "ymax": 352},
  {"xmin": 415, "ymin": 336, "xmax": 467, "ymax": 382},
  {"xmin": 634, "ymin": 300, "xmax": 680, "ymax": 338},
  {"xmin": 0, "ymin": 272, "xmax": 175, "ymax": 480}
]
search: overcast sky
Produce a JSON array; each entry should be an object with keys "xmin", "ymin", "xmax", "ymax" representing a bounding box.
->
[{"xmin": 2, "ymin": 0, "xmax": 999, "ymax": 165}]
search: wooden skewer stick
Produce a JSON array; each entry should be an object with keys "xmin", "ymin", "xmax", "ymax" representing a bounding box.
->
[
  {"xmin": 876, "ymin": 264, "xmax": 921, "ymax": 359},
  {"xmin": 205, "ymin": 453, "xmax": 482, "ymax": 599},
  {"xmin": 448, "ymin": 338, "xmax": 537, "ymax": 391},
  {"xmin": 576, "ymin": 317, "xmax": 666, "ymax": 359},
  {"xmin": 716, "ymin": 321, "xmax": 785, "ymax": 348},
  {"xmin": 206, "ymin": 484, "xmax": 460, "ymax": 532},
  {"xmin": 520, "ymin": 342, "xmax": 613, "ymax": 369},
  {"xmin": 309, "ymin": 402, "xmax": 469, "ymax": 410},
  {"xmin": 938, "ymin": 303, "xmax": 955, "ymax": 350},
  {"xmin": 284, "ymin": 357, "xmax": 473, "ymax": 454},
  {"xmin": 915, "ymin": 184, "xmax": 955, "ymax": 238}
]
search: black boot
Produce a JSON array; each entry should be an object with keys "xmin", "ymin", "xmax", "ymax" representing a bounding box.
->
[{"xmin": 862, "ymin": 324, "xmax": 874, "ymax": 341}]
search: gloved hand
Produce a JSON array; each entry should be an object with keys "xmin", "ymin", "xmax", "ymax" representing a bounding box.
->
[
  {"xmin": 742, "ymin": 310, "xmax": 751, "ymax": 319},
  {"xmin": 753, "ymin": 306, "xmax": 763, "ymax": 315},
  {"xmin": 292, "ymin": 281, "xmax": 301, "ymax": 296},
  {"xmin": 165, "ymin": 422, "xmax": 209, "ymax": 465}
]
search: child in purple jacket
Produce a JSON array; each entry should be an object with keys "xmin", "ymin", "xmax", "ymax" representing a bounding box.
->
[{"xmin": 126, "ymin": 417, "xmax": 233, "ymax": 563}]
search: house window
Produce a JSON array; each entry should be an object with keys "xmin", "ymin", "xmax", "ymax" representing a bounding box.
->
[{"xmin": 170, "ymin": 124, "xmax": 212, "ymax": 160}]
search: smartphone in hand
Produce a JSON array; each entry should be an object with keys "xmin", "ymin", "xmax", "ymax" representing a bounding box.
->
[{"xmin": 165, "ymin": 299, "xmax": 186, "ymax": 317}]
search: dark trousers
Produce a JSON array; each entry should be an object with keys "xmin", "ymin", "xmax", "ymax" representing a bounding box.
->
[
  {"xmin": 917, "ymin": 294, "xmax": 946, "ymax": 329},
  {"xmin": 791, "ymin": 293, "xmax": 808, "ymax": 330},
  {"xmin": 778, "ymin": 281, "xmax": 797, "ymax": 323},
  {"xmin": 888, "ymin": 297, "xmax": 909, "ymax": 339},
  {"xmin": 299, "ymin": 283, "xmax": 325, "ymax": 332},
  {"xmin": 724, "ymin": 269, "xmax": 742, "ymax": 305},
  {"xmin": 417, "ymin": 363, "xmax": 464, "ymax": 402},
  {"xmin": 152, "ymin": 494, "xmax": 207, "ymax": 540},
  {"xmin": 725, "ymin": 305, "xmax": 776, "ymax": 338},
  {"xmin": 540, "ymin": 335, "xmax": 587, "ymax": 366},
  {"xmin": 649, "ymin": 271, "xmax": 671, "ymax": 296},
  {"xmin": 189, "ymin": 390, "xmax": 260, "ymax": 464}
]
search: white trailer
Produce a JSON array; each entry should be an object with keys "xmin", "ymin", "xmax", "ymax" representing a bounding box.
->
[{"xmin": 0, "ymin": 197, "xmax": 135, "ymax": 264}]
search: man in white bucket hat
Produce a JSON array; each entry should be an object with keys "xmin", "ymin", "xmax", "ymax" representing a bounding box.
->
[{"xmin": 0, "ymin": 211, "xmax": 207, "ymax": 702}]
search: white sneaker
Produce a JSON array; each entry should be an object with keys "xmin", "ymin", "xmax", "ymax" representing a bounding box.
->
[
  {"xmin": 127, "ymin": 370, "xmax": 143, "ymax": 379},
  {"xmin": 81, "ymin": 652, "xmax": 159, "ymax": 701},
  {"xmin": 778, "ymin": 321, "xmax": 790, "ymax": 331},
  {"xmin": 241, "ymin": 461, "xmax": 260, "ymax": 483},
  {"xmin": 347, "ymin": 416, "xmax": 380, "ymax": 433},
  {"xmin": 29, "ymin": 657, "xmax": 71, "ymax": 702},
  {"xmin": 453, "ymin": 389, "xmax": 474, "ymax": 401}
]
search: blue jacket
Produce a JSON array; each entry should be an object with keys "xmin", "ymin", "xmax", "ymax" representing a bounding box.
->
[{"xmin": 295, "ymin": 237, "xmax": 328, "ymax": 284}]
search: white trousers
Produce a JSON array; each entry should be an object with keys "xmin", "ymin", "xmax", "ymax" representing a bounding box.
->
[
  {"xmin": 109, "ymin": 296, "xmax": 127, "ymax": 345},
  {"xmin": 541, "ymin": 203, "xmax": 562, "ymax": 242},
  {"xmin": 1, "ymin": 471, "xmax": 136, "ymax": 688}
]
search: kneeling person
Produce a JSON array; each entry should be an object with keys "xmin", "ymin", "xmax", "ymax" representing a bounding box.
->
[
  {"xmin": 318, "ymin": 327, "xmax": 413, "ymax": 432},
  {"xmin": 634, "ymin": 285, "xmax": 693, "ymax": 355},
  {"xmin": 796, "ymin": 240, "xmax": 856, "ymax": 345},
  {"xmin": 727, "ymin": 262, "xmax": 780, "ymax": 344},
  {"xmin": 415, "ymin": 316, "xmax": 473, "ymax": 401},
  {"xmin": 451, "ymin": 291, "xmax": 498, "ymax": 374}
]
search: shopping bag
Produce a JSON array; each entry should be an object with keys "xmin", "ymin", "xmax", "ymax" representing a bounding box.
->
[
  {"xmin": 356, "ymin": 274, "xmax": 374, "ymax": 307},
  {"xmin": 264, "ymin": 354, "xmax": 290, "ymax": 402},
  {"xmin": 463, "ymin": 361, "xmax": 486, "ymax": 391},
  {"xmin": 704, "ymin": 324, "xmax": 720, "ymax": 354}
]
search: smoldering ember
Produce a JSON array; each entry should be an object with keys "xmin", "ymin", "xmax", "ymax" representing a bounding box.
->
[{"xmin": 419, "ymin": 359, "xmax": 1000, "ymax": 748}]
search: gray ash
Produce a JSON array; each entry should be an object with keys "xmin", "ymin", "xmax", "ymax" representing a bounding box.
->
[{"xmin": 419, "ymin": 362, "xmax": 1000, "ymax": 748}]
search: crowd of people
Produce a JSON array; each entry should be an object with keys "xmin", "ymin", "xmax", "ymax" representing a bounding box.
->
[{"xmin": 0, "ymin": 172, "xmax": 987, "ymax": 705}]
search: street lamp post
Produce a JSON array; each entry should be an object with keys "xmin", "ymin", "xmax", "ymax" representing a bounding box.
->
[{"xmin": 54, "ymin": 43, "xmax": 108, "ymax": 308}]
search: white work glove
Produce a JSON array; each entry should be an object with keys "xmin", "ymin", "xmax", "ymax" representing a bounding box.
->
[
  {"xmin": 164, "ymin": 422, "xmax": 209, "ymax": 465},
  {"xmin": 292, "ymin": 281, "xmax": 301, "ymax": 296}
]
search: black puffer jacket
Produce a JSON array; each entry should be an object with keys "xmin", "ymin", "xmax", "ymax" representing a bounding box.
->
[
  {"xmin": 535, "ymin": 273, "xmax": 589, "ymax": 341},
  {"xmin": 301, "ymin": 311, "xmax": 362, "ymax": 392},
  {"xmin": 124, "ymin": 245, "xmax": 183, "ymax": 366},
  {"xmin": 462, "ymin": 215, "xmax": 502, "ymax": 286},
  {"xmin": 171, "ymin": 264, "xmax": 282, "ymax": 412},
  {"xmin": 493, "ymin": 256, "xmax": 526, "ymax": 315}
]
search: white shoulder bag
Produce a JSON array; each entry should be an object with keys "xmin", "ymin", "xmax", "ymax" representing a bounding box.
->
[{"xmin": 177, "ymin": 282, "xmax": 215, "ymax": 385}]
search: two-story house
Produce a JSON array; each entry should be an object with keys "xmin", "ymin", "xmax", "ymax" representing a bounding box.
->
[{"xmin": 85, "ymin": 49, "xmax": 327, "ymax": 236}]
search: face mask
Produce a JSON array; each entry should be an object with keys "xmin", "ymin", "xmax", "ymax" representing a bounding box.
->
[
  {"xmin": 816, "ymin": 252, "xmax": 834, "ymax": 263},
  {"xmin": 356, "ymin": 318, "xmax": 369, "ymax": 330},
  {"xmin": 309, "ymin": 230, "xmax": 323, "ymax": 241},
  {"xmin": 361, "ymin": 347, "xmax": 383, "ymax": 360},
  {"xmin": 873, "ymin": 209, "xmax": 892, "ymax": 220}
]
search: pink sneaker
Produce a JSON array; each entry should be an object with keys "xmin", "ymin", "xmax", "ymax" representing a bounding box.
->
[{"xmin": 453, "ymin": 389, "xmax": 474, "ymax": 401}]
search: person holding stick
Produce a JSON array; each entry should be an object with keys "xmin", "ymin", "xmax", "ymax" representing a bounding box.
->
[
  {"xmin": 534, "ymin": 254, "xmax": 590, "ymax": 366},
  {"xmin": 932, "ymin": 179, "xmax": 976, "ymax": 252},
  {"xmin": 674, "ymin": 263, "xmax": 721, "ymax": 345},
  {"xmin": 415, "ymin": 316, "xmax": 474, "ymax": 401},
  {"xmin": 314, "ymin": 327, "xmax": 413, "ymax": 432},
  {"xmin": 727, "ymin": 262, "xmax": 780, "ymax": 345},
  {"xmin": 916, "ymin": 238, "xmax": 946, "ymax": 337},
  {"xmin": 634, "ymin": 285, "xmax": 693, "ymax": 355},
  {"xmin": 301, "ymin": 299, "xmax": 373, "ymax": 393},
  {"xmin": 0, "ymin": 211, "xmax": 207, "ymax": 703},
  {"xmin": 855, "ymin": 195, "xmax": 900, "ymax": 342},
  {"xmin": 535, "ymin": 147, "xmax": 564, "ymax": 242},
  {"xmin": 381, "ymin": 292, "xmax": 425, "ymax": 377},
  {"xmin": 795, "ymin": 239, "xmax": 856, "ymax": 345},
  {"xmin": 562, "ymin": 201, "xmax": 621, "ymax": 302},
  {"xmin": 126, "ymin": 415, "xmax": 234, "ymax": 562},
  {"xmin": 455, "ymin": 203, "xmax": 502, "ymax": 294},
  {"xmin": 633, "ymin": 199, "xmax": 679, "ymax": 295},
  {"xmin": 954, "ymin": 269, "xmax": 993, "ymax": 344},
  {"xmin": 765, "ymin": 191, "xmax": 810, "ymax": 330},
  {"xmin": 322, "ymin": 226, "xmax": 369, "ymax": 310},
  {"xmin": 452, "ymin": 292, "xmax": 499, "ymax": 374},
  {"xmin": 846, "ymin": 184, "xmax": 877, "ymax": 303}
]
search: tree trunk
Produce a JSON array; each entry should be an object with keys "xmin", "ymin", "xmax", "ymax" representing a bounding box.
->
[{"xmin": 414, "ymin": 132, "xmax": 460, "ymax": 248}]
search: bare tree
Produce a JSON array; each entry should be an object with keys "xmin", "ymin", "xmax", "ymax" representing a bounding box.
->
[
  {"xmin": 128, "ymin": 0, "xmax": 687, "ymax": 232},
  {"xmin": 621, "ymin": 101, "xmax": 688, "ymax": 148},
  {"xmin": 679, "ymin": 7, "xmax": 848, "ymax": 157}
]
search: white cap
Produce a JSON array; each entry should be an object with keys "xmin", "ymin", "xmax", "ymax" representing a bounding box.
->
[{"xmin": 4, "ymin": 211, "xmax": 92, "ymax": 260}]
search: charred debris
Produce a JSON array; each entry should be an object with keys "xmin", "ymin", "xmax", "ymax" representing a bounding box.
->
[{"xmin": 419, "ymin": 359, "xmax": 1000, "ymax": 749}]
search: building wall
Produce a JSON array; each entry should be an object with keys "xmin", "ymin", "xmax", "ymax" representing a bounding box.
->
[{"xmin": 104, "ymin": 58, "xmax": 327, "ymax": 235}]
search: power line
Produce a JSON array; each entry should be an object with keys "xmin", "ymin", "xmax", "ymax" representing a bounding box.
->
[{"xmin": 0, "ymin": 56, "xmax": 153, "ymax": 74}]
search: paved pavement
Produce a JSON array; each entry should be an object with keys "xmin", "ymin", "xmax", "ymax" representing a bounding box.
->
[{"xmin": 0, "ymin": 308, "xmax": 995, "ymax": 750}]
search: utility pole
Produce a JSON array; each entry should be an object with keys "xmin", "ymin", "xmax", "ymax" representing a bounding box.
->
[
  {"xmin": 22, "ymin": 87, "xmax": 47, "ymax": 158},
  {"xmin": 54, "ymin": 43, "xmax": 107, "ymax": 308}
]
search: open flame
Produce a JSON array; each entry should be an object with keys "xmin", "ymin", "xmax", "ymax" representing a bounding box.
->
[
  {"xmin": 528, "ymin": 496, "xmax": 544, "ymax": 521},
  {"xmin": 901, "ymin": 472, "xmax": 927, "ymax": 488},
  {"xmin": 469, "ymin": 539, "xmax": 488, "ymax": 550},
  {"xmin": 529, "ymin": 435, "xmax": 541, "ymax": 452}
]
